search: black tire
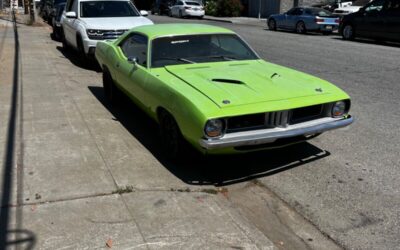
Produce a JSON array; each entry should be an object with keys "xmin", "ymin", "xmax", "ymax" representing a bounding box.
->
[
  {"xmin": 179, "ymin": 10, "xmax": 183, "ymax": 18},
  {"xmin": 296, "ymin": 21, "xmax": 307, "ymax": 34},
  {"xmin": 198, "ymin": 15, "xmax": 203, "ymax": 19},
  {"xmin": 342, "ymin": 24, "xmax": 355, "ymax": 40},
  {"xmin": 77, "ymin": 36, "xmax": 88, "ymax": 61},
  {"xmin": 159, "ymin": 111, "xmax": 185, "ymax": 160},
  {"xmin": 268, "ymin": 19, "xmax": 277, "ymax": 31},
  {"xmin": 102, "ymin": 69, "xmax": 119, "ymax": 104},
  {"xmin": 62, "ymin": 32, "xmax": 69, "ymax": 51}
]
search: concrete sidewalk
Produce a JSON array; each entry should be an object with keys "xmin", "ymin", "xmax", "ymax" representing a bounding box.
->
[{"xmin": 0, "ymin": 16, "xmax": 276, "ymax": 249}]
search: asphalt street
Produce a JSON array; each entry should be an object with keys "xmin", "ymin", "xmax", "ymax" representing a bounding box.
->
[{"xmin": 148, "ymin": 14, "xmax": 400, "ymax": 250}]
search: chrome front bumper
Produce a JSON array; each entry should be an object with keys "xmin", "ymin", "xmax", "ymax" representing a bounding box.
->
[{"xmin": 199, "ymin": 116, "xmax": 353, "ymax": 150}]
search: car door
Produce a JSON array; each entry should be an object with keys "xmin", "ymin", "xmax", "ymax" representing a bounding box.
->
[
  {"xmin": 356, "ymin": 0, "xmax": 386, "ymax": 38},
  {"xmin": 63, "ymin": 0, "xmax": 78, "ymax": 46},
  {"xmin": 172, "ymin": 1, "xmax": 182, "ymax": 16},
  {"xmin": 381, "ymin": 0, "xmax": 400, "ymax": 41},
  {"xmin": 286, "ymin": 8, "xmax": 304, "ymax": 30},
  {"xmin": 280, "ymin": 8, "xmax": 296, "ymax": 28},
  {"xmin": 115, "ymin": 33, "xmax": 150, "ymax": 107}
]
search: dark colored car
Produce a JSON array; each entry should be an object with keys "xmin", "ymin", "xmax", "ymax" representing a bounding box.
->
[
  {"xmin": 151, "ymin": 0, "xmax": 175, "ymax": 15},
  {"xmin": 40, "ymin": 0, "xmax": 66, "ymax": 25},
  {"xmin": 51, "ymin": 2, "xmax": 65, "ymax": 41},
  {"xmin": 340, "ymin": 0, "xmax": 400, "ymax": 42}
]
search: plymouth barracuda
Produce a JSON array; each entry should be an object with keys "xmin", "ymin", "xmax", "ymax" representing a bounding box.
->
[{"xmin": 95, "ymin": 24, "xmax": 353, "ymax": 158}]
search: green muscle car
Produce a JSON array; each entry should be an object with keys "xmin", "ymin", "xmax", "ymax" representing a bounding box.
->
[{"xmin": 95, "ymin": 24, "xmax": 353, "ymax": 158}]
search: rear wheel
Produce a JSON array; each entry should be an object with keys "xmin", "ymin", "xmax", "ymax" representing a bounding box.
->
[
  {"xmin": 268, "ymin": 19, "xmax": 277, "ymax": 31},
  {"xmin": 179, "ymin": 10, "xmax": 183, "ymax": 18},
  {"xmin": 342, "ymin": 24, "xmax": 355, "ymax": 40},
  {"xmin": 296, "ymin": 21, "xmax": 307, "ymax": 34}
]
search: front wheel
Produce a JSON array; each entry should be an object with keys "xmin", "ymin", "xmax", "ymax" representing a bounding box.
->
[
  {"xmin": 342, "ymin": 24, "xmax": 355, "ymax": 40},
  {"xmin": 268, "ymin": 19, "xmax": 277, "ymax": 31},
  {"xmin": 102, "ymin": 70, "xmax": 120, "ymax": 104},
  {"xmin": 296, "ymin": 21, "xmax": 307, "ymax": 34},
  {"xmin": 159, "ymin": 111, "xmax": 185, "ymax": 160}
]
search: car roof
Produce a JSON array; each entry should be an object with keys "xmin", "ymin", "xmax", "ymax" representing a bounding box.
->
[{"xmin": 131, "ymin": 24, "xmax": 235, "ymax": 40}]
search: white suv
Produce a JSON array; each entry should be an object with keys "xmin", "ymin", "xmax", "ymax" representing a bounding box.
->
[{"xmin": 61, "ymin": 0, "xmax": 153, "ymax": 58}]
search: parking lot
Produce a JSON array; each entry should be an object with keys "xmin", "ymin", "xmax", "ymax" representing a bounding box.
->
[{"xmin": 1, "ymin": 12, "xmax": 400, "ymax": 249}]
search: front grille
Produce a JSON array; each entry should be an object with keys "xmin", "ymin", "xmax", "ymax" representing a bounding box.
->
[
  {"xmin": 88, "ymin": 29, "xmax": 128, "ymax": 40},
  {"xmin": 290, "ymin": 104, "xmax": 323, "ymax": 124},
  {"xmin": 226, "ymin": 104, "xmax": 326, "ymax": 133}
]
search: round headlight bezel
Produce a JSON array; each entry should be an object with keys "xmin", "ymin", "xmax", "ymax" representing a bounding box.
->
[
  {"xmin": 204, "ymin": 119, "xmax": 226, "ymax": 139},
  {"xmin": 332, "ymin": 101, "xmax": 347, "ymax": 118}
]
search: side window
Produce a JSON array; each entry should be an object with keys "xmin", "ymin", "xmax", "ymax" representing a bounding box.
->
[
  {"xmin": 305, "ymin": 9, "xmax": 312, "ymax": 15},
  {"xmin": 286, "ymin": 8, "xmax": 296, "ymax": 15},
  {"xmin": 177, "ymin": 1, "xmax": 183, "ymax": 5},
  {"xmin": 66, "ymin": 0, "xmax": 74, "ymax": 11},
  {"xmin": 365, "ymin": 0, "xmax": 385, "ymax": 12},
  {"xmin": 292, "ymin": 8, "xmax": 303, "ymax": 15},
  {"xmin": 120, "ymin": 34, "xmax": 148, "ymax": 67}
]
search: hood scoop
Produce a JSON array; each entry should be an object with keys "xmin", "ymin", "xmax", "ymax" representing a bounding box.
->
[{"xmin": 212, "ymin": 78, "xmax": 244, "ymax": 84}]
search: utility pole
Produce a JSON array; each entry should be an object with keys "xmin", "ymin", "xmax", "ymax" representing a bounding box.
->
[{"xmin": 258, "ymin": 0, "xmax": 261, "ymax": 19}]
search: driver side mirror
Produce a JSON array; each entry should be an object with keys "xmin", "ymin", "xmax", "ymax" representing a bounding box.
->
[
  {"xmin": 140, "ymin": 10, "xmax": 149, "ymax": 16},
  {"xmin": 128, "ymin": 56, "xmax": 138, "ymax": 65},
  {"xmin": 65, "ymin": 11, "xmax": 77, "ymax": 18}
]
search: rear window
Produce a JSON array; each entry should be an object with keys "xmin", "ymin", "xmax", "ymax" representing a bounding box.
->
[{"xmin": 306, "ymin": 8, "xmax": 333, "ymax": 16}]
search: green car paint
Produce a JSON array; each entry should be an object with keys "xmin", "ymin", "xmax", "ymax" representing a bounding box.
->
[{"xmin": 95, "ymin": 24, "xmax": 352, "ymax": 154}]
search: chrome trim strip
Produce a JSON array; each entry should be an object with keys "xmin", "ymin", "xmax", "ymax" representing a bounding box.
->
[{"xmin": 199, "ymin": 116, "xmax": 354, "ymax": 149}]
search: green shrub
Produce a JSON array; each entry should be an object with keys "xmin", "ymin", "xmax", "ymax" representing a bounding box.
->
[
  {"xmin": 205, "ymin": 0, "xmax": 218, "ymax": 16},
  {"xmin": 216, "ymin": 0, "xmax": 243, "ymax": 17}
]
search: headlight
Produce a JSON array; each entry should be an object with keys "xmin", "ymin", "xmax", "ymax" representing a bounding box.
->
[
  {"xmin": 204, "ymin": 119, "xmax": 225, "ymax": 138},
  {"xmin": 332, "ymin": 101, "xmax": 346, "ymax": 117}
]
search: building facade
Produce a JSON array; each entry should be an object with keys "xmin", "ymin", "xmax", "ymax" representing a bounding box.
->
[{"xmin": 243, "ymin": 0, "xmax": 322, "ymax": 17}]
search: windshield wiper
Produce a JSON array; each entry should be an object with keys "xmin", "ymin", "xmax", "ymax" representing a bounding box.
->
[
  {"xmin": 207, "ymin": 55, "xmax": 237, "ymax": 61},
  {"xmin": 158, "ymin": 57, "xmax": 196, "ymax": 64}
]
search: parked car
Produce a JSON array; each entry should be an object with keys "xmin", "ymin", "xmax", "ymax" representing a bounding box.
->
[
  {"xmin": 333, "ymin": 0, "xmax": 371, "ymax": 16},
  {"xmin": 151, "ymin": 0, "xmax": 175, "ymax": 15},
  {"xmin": 268, "ymin": 7, "xmax": 340, "ymax": 35},
  {"xmin": 340, "ymin": 0, "xmax": 400, "ymax": 42},
  {"xmin": 40, "ymin": 0, "xmax": 66, "ymax": 25},
  {"xmin": 95, "ymin": 24, "xmax": 353, "ymax": 158},
  {"xmin": 61, "ymin": 0, "xmax": 153, "ymax": 59},
  {"xmin": 169, "ymin": 0, "xmax": 205, "ymax": 18},
  {"xmin": 51, "ymin": 2, "xmax": 65, "ymax": 41}
]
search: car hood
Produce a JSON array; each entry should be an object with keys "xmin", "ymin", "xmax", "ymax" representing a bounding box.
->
[
  {"xmin": 165, "ymin": 60, "xmax": 338, "ymax": 108},
  {"xmin": 81, "ymin": 16, "xmax": 153, "ymax": 30}
]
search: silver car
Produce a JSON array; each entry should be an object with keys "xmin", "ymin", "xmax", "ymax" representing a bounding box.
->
[
  {"xmin": 169, "ymin": 0, "xmax": 205, "ymax": 18},
  {"xmin": 268, "ymin": 7, "xmax": 340, "ymax": 35}
]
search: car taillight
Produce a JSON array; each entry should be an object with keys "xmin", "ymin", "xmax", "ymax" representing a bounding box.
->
[{"xmin": 315, "ymin": 18, "xmax": 324, "ymax": 23}]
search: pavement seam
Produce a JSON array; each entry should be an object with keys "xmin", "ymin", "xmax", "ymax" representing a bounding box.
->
[{"xmin": 4, "ymin": 187, "xmax": 221, "ymax": 207}]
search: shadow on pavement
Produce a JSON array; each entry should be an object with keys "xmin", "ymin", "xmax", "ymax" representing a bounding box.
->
[
  {"xmin": 0, "ymin": 11, "xmax": 36, "ymax": 250},
  {"xmin": 89, "ymin": 86, "xmax": 330, "ymax": 187},
  {"xmin": 330, "ymin": 37, "xmax": 400, "ymax": 48},
  {"xmin": 56, "ymin": 46, "xmax": 101, "ymax": 72}
]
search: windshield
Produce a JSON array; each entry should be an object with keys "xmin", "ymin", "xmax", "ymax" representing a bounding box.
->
[
  {"xmin": 352, "ymin": 0, "xmax": 370, "ymax": 6},
  {"xmin": 80, "ymin": 1, "xmax": 139, "ymax": 18},
  {"xmin": 151, "ymin": 34, "xmax": 258, "ymax": 68}
]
